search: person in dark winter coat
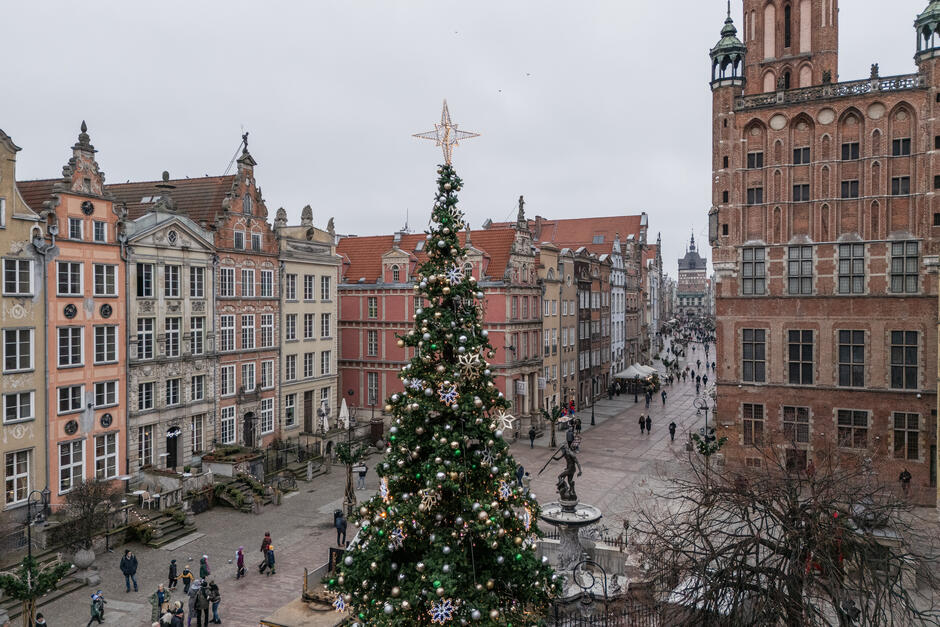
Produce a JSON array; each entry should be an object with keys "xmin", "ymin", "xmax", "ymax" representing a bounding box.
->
[
  {"xmin": 528, "ymin": 426, "xmax": 536, "ymax": 448},
  {"xmin": 121, "ymin": 549, "xmax": 139, "ymax": 592},
  {"xmin": 35, "ymin": 612, "xmax": 47, "ymax": 626},
  {"xmin": 265, "ymin": 545, "xmax": 276, "ymax": 576},
  {"xmin": 638, "ymin": 415, "xmax": 645, "ymax": 434},
  {"xmin": 645, "ymin": 416, "xmax": 652, "ymax": 433},
  {"xmin": 168, "ymin": 559, "xmax": 179, "ymax": 590},
  {"xmin": 86, "ymin": 592, "xmax": 105, "ymax": 626},
  {"xmin": 335, "ymin": 513, "xmax": 348, "ymax": 547},
  {"xmin": 668, "ymin": 421, "xmax": 677, "ymax": 442},
  {"xmin": 150, "ymin": 584, "xmax": 170, "ymax": 622},
  {"xmin": 193, "ymin": 582, "xmax": 210, "ymax": 627},
  {"xmin": 565, "ymin": 425, "xmax": 574, "ymax": 447},
  {"xmin": 199, "ymin": 555, "xmax": 210, "ymax": 579},
  {"xmin": 258, "ymin": 532, "xmax": 273, "ymax": 573},
  {"xmin": 170, "ymin": 602, "xmax": 185, "ymax": 627},
  {"xmin": 661, "ymin": 389, "xmax": 667, "ymax": 404},
  {"xmin": 187, "ymin": 579, "xmax": 202, "ymax": 627},
  {"xmin": 179, "ymin": 566, "xmax": 194, "ymax": 594},
  {"xmin": 207, "ymin": 580, "xmax": 221, "ymax": 624},
  {"xmin": 235, "ymin": 546, "xmax": 246, "ymax": 579}
]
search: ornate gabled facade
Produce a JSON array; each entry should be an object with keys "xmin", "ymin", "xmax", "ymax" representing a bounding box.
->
[
  {"xmin": 274, "ymin": 205, "xmax": 340, "ymax": 441},
  {"xmin": 121, "ymin": 177, "xmax": 217, "ymax": 474},
  {"xmin": 677, "ymin": 234, "xmax": 709, "ymax": 317},
  {"xmin": 1, "ymin": 129, "xmax": 47, "ymax": 514}
]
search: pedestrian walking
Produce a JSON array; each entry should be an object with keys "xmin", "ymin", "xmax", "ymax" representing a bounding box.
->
[
  {"xmin": 644, "ymin": 391, "xmax": 651, "ymax": 409},
  {"xmin": 86, "ymin": 592, "xmax": 105, "ymax": 626},
  {"xmin": 187, "ymin": 579, "xmax": 202, "ymax": 627},
  {"xmin": 661, "ymin": 389, "xmax": 667, "ymax": 404},
  {"xmin": 696, "ymin": 382, "xmax": 701, "ymax": 395},
  {"xmin": 515, "ymin": 464, "xmax": 525, "ymax": 489},
  {"xmin": 207, "ymin": 579, "xmax": 221, "ymax": 624},
  {"xmin": 170, "ymin": 602, "xmax": 185, "ymax": 627},
  {"xmin": 899, "ymin": 468, "xmax": 912, "ymax": 497},
  {"xmin": 235, "ymin": 546, "xmax": 246, "ymax": 579},
  {"xmin": 121, "ymin": 549, "xmax": 139, "ymax": 592},
  {"xmin": 574, "ymin": 417, "xmax": 581, "ymax": 434},
  {"xmin": 712, "ymin": 361, "xmax": 716, "ymax": 371},
  {"xmin": 265, "ymin": 545, "xmax": 276, "ymax": 576},
  {"xmin": 521, "ymin": 472, "xmax": 531, "ymax": 496},
  {"xmin": 356, "ymin": 464, "xmax": 367, "ymax": 490},
  {"xmin": 335, "ymin": 511, "xmax": 348, "ymax": 547},
  {"xmin": 168, "ymin": 558, "xmax": 179, "ymax": 590},
  {"xmin": 35, "ymin": 613, "xmax": 46, "ymax": 626},
  {"xmin": 150, "ymin": 584, "xmax": 171, "ymax": 622},
  {"xmin": 528, "ymin": 426, "xmax": 536, "ymax": 448},
  {"xmin": 565, "ymin": 425, "xmax": 574, "ymax": 447},
  {"xmin": 194, "ymin": 581, "xmax": 210, "ymax": 627},
  {"xmin": 703, "ymin": 374, "xmax": 709, "ymax": 387},
  {"xmin": 258, "ymin": 532, "xmax": 272, "ymax": 573},
  {"xmin": 179, "ymin": 566, "xmax": 194, "ymax": 594},
  {"xmin": 199, "ymin": 555, "xmax": 210, "ymax": 579},
  {"xmin": 639, "ymin": 415, "xmax": 645, "ymax": 434},
  {"xmin": 645, "ymin": 416, "xmax": 652, "ymax": 434},
  {"xmin": 668, "ymin": 421, "xmax": 677, "ymax": 442}
]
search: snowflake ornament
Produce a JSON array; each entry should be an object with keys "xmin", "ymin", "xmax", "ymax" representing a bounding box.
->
[
  {"xmin": 523, "ymin": 507, "xmax": 532, "ymax": 531},
  {"xmin": 495, "ymin": 410, "xmax": 515, "ymax": 432},
  {"xmin": 444, "ymin": 206, "xmax": 465, "ymax": 230},
  {"xmin": 332, "ymin": 595, "xmax": 346, "ymax": 612},
  {"xmin": 428, "ymin": 598, "xmax": 457, "ymax": 624},
  {"xmin": 438, "ymin": 383, "xmax": 460, "ymax": 408},
  {"xmin": 445, "ymin": 265, "xmax": 463, "ymax": 285},
  {"xmin": 379, "ymin": 477, "xmax": 389, "ymax": 503},
  {"xmin": 420, "ymin": 488, "xmax": 441, "ymax": 510},
  {"xmin": 406, "ymin": 378, "xmax": 426, "ymax": 391},
  {"xmin": 457, "ymin": 352, "xmax": 482, "ymax": 376},
  {"xmin": 499, "ymin": 481, "xmax": 512, "ymax": 500},
  {"xmin": 481, "ymin": 448, "xmax": 495, "ymax": 466},
  {"xmin": 390, "ymin": 526, "xmax": 407, "ymax": 549}
]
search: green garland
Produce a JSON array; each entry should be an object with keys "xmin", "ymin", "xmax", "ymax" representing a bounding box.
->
[
  {"xmin": 329, "ymin": 164, "xmax": 556, "ymax": 625},
  {"xmin": 0, "ymin": 555, "xmax": 72, "ymax": 622}
]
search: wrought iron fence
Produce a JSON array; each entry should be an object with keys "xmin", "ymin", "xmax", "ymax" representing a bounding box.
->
[
  {"xmin": 261, "ymin": 439, "xmax": 320, "ymax": 477},
  {"xmin": 548, "ymin": 602, "xmax": 661, "ymax": 626}
]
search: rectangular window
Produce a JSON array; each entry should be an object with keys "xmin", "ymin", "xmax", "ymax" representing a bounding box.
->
[
  {"xmin": 321, "ymin": 350, "xmax": 331, "ymax": 375},
  {"xmin": 138, "ymin": 424, "xmax": 154, "ymax": 467},
  {"xmin": 166, "ymin": 378, "xmax": 181, "ymax": 406},
  {"xmin": 92, "ymin": 326, "xmax": 116, "ymax": 364},
  {"xmin": 741, "ymin": 247, "xmax": 765, "ymax": 295},
  {"xmin": 787, "ymin": 245, "xmax": 813, "ymax": 295},
  {"xmin": 137, "ymin": 318, "xmax": 154, "ymax": 359},
  {"xmin": 93, "ymin": 264, "xmax": 117, "ymax": 297},
  {"xmin": 241, "ymin": 362, "xmax": 256, "ymax": 392},
  {"xmin": 787, "ymin": 330, "xmax": 813, "ymax": 385},
  {"xmin": 742, "ymin": 328, "xmax": 766, "ymax": 383},
  {"xmin": 367, "ymin": 296, "xmax": 378, "ymax": 318},
  {"xmin": 260, "ymin": 398, "xmax": 274, "ymax": 435},
  {"xmin": 136, "ymin": 263, "xmax": 153, "ymax": 297},
  {"xmin": 164, "ymin": 265, "xmax": 180, "ymax": 298},
  {"xmin": 3, "ymin": 259, "xmax": 32, "ymax": 296},
  {"xmin": 260, "ymin": 314, "xmax": 274, "ymax": 348},
  {"xmin": 891, "ymin": 176, "xmax": 911, "ymax": 196},
  {"xmin": 889, "ymin": 241, "xmax": 919, "ymax": 294},
  {"xmin": 241, "ymin": 269, "xmax": 255, "ymax": 297},
  {"xmin": 782, "ymin": 406, "xmax": 810, "ymax": 444},
  {"xmin": 3, "ymin": 328, "xmax": 33, "ymax": 372},
  {"xmin": 251, "ymin": 233, "xmax": 262, "ymax": 252},
  {"xmin": 261, "ymin": 360, "xmax": 274, "ymax": 389},
  {"xmin": 164, "ymin": 317, "xmax": 180, "ymax": 358},
  {"xmin": 367, "ymin": 372, "xmax": 379, "ymax": 405},
  {"xmin": 190, "ymin": 317, "xmax": 205, "ymax": 355},
  {"xmin": 893, "ymin": 412, "xmax": 919, "ymax": 460},
  {"xmin": 837, "ymin": 243, "xmax": 865, "ymax": 294},
  {"xmin": 233, "ymin": 231, "xmax": 245, "ymax": 250},
  {"xmin": 241, "ymin": 314, "xmax": 255, "ymax": 350},
  {"xmin": 793, "ymin": 146, "xmax": 810, "ymax": 164},
  {"xmin": 68, "ymin": 217, "xmax": 83, "ymax": 240},
  {"xmin": 190, "ymin": 266, "xmax": 205, "ymax": 298},
  {"xmin": 840, "ymin": 180, "xmax": 859, "ymax": 199},
  {"xmin": 94, "ymin": 433, "xmax": 117, "ymax": 480},
  {"xmin": 303, "ymin": 352, "xmax": 314, "ymax": 378},
  {"xmin": 304, "ymin": 313, "xmax": 315, "ymax": 339},
  {"xmin": 837, "ymin": 330, "xmax": 865, "ymax": 387},
  {"xmin": 285, "ymin": 314, "xmax": 297, "ymax": 341},
  {"xmin": 284, "ymin": 394, "xmax": 296, "ymax": 427},
  {"xmin": 792, "ymin": 183, "xmax": 810, "ymax": 202},
  {"xmin": 522, "ymin": 297, "xmax": 528, "ymax": 319},
  {"xmin": 890, "ymin": 330, "xmax": 918, "ymax": 390},
  {"xmin": 4, "ymin": 450, "xmax": 30, "ymax": 505},
  {"xmin": 837, "ymin": 409, "xmax": 869, "ymax": 449},
  {"xmin": 57, "ymin": 261, "xmax": 83, "ymax": 296},
  {"xmin": 220, "ymin": 315, "xmax": 235, "ymax": 352},
  {"xmin": 285, "ymin": 354, "xmax": 296, "ymax": 381},
  {"xmin": 892, "ymin": 137, "xmax": 912, "ymax": 156},
  {"xmin": 191, "ymin": 374, "xmax": 205, "ymax": 402},
  {"xmin": 3, "ymin": 391, "xmax": 34, "ymax": 423},
  {"xmin": 367, "ymin": 330, "xmax": 378, "ymax": 356},
  {"xmin": 58, "ymin": 327, "xmax": 83, "ymax": 367},
  {"xmin": 260, "ymin": 270, "xmax": 274, "ymax": 297},
  {"xmin": 746, "ymin": 187, "xmax": 764, "ymax": 205},
  {"xmin": 59, "ymin": 440, "xmax": 83, "ymax": 493},
  {"xmin": 742, "ymin": 403, "xmax": 764, "ymax": 446},
  {"xmin": 137, "ymin": 382, "xmax": 154, "ymax": 411},
  {"xmin": 191, "ymin": 415, "xmax": 204, "ymax": 453},
  {"xmin": 511, "ymin": 296, "xmax": 519, "ymax": 319},
  {"xmin": 285, "ymin": 274, "xmax": 297, "ymax": 300},
  {"xmin": 220, "ymin": 365, "xmax": 235, "ymax": 396},
  {"xmin": 220, "ymin": 407, "xmax": 235, "ymax": 444},
  {"xmin": 746, "ymin": 152, "xmax": 764, "ymax": 169},
  {"xmin": 321, "ymin": 313, "xmax": 331, "ymax": 337},
  {"xmin": 58, "ymin": 384, "xmax": 83, "ymax": 414},
  {"xmin": 94, "ymin": 381, "xmax": 117, "ymax": 408},
  {"xmin": 304, "ymin": 275, "xmax": 315, "ymax": 301},
  {"xmin": 321, "ymin": 275, "xmax": 331, "ymax": 300},
  {"xmin": 841, "ymin": 142, "xmax": 860, "ymax": 161},
  {"xmin": 219, "ymin": 268, "xmax": 235, "ymax": 297},
  {"xmin": 93, "ymin": 221, "xmax": 108, "ymax": 243}
]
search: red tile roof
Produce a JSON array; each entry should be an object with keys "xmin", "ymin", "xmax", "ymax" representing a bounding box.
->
[
  {"xmin": 644, "ymin": 244, "xmax": 659, "ymax": 264},
  {"xmin": 491, "ymin": 215, "xmax": 643, "ymax": 256},
  {"xmin": 16, "ymin": 179, "xmax": 57, "ymax": 212},
  {"xmin": 337, "ymin": 228, "xmax": 517, "ymax": 283}
]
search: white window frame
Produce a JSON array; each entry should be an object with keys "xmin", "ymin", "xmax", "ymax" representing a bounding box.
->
[
  {"xmin": 260, "ymin": 314, "xmax": 274, "ymax": 348},
  {"xmin": 251, "ymin": 233, "xmax": 262, "ymax": 252},
  {"xmin": 94, "ymin": 380, "xmax": 118, "ymax": 408},
  {"xmin": 241, "ymin": 269, "xmax": 255, "ymax": 297},
  {"xmin": 138, "ymin": 424, "xmax": 154, "ymax": 467},
  {"xmin": 136, "ymin": 262, "xmax": 154, "ymax": 297},
  {"xmin": 3, "ymin": 258, "xmax": 33, "ymax": 296},
  {"xmin": 259, "ymin": 398, "xmax": 274, "ymax": 435},
  {"xmin": 285, "ymin": 274, "xmax": 297, "ymax": 300},
  {"xmin": 220, "ymin": 406, "xmax": 236, "ymax": 444},
  {"xmin": 190, "ymin": 316, "xmax": 205, "ymax": 355},
  {"xmin": 4, "ymin": 449, "xmax": 30, "ymax": 506},
  {"xmin": 219, "ymin": 268, "xmax": 235, "ymax": 297},
  {"xmin": 93, "ymin": 221, "xmax": 107, "ymax": 243},
  {"xmin": 68, "ymin": 217, "xmax": 83, "ymax": 241},
  {"xmin": 220, "ymin": 315, "xmax": 235, "ymax": 352},
  {"xmin": 94, "ymin": 432, "xmax": 118, "ymax": 480},
  {"xmin": 165, "ymin": 378, "xmax": 181, "ymax": 406},
  {"xmin": 233, "ymin": 230, "xmax": 245, "ymax": 250},
  {"xmin": 164, "ymin": 265, "xmax": 181, "ymax": 298},
  {"xmin": 191, "ymin": 415, "xmax": 204, "ymax": 453},
  {"xmin": 57, "ymin": 384, "xmax": 84, "ymax": 414},
  {"xmin": 191, "ymin": 374, "xmax": 205, "ymax": 402},
  {"xmin": 93, "ymin": 264, "xmax": 117, "ymax": 297},
  {"xmin": 137, "ymin": 382, "xmax": 154, "ymax": 411},
  {"xmin": 241, "ymin": 314, "xmax": 255, "ymax": 350},
  {"xmin": 165, "ymin": 317, "xmax": 180, "ymax": 358},
  {"xmin": 260, "ymin": 270, "xmax": 274, "ymax": 297},
  {"xmin": 321, "ymin": 275, "xmax": 331, "ymax": 301},
  {"xmin": 58, "ymin": 439, "xmax": 84, "ymax": 494},
  {"xmin": 3, "ymin": 328, "xmax": 34, "ymax": 372},
  {"xmin": 285, "ymin": 314, "xmax": 297, "ymax": 341},
  {"xmin": 220, "ymin": 365, "xmax": 236, "ymax": 397},
  {"xmin": 261, "ymin": 360, "xmax": 274, "ymax": 390},
  {"xmin": 285, "ymin": 354, "xmax": 296, "ymax": 381},
  {"xmin": 304, "ymin": 275, "xmax": 315, "ymax": 301},
  {"xmin": 241, "ymin": 362, "xmax": 256, "ymax": 392},
  {"xmin": 304, "ymin": 313, "xmax": 315, "ymax": 340},
  {"xmin": 137, "ymin": 318, "xmax": 154, "ymax": 360},
  {"xmin": 58, "ymin": 326, "xmax": 84, "ymax": 367},
  {"xmin": 57, "ymin": 261, "xmax": 83, "ymax": 296},
  {"xmin": 321, "ymin": 350, "xmax": 331, "ymax": 376},
  {"xmin": 94, "ymin": 325, "xmax": 118, "ymax": 364},
  {"xmin": 190, "ymin": 266, "xmax": 205, "ymax": 298},
  {"xmin": 284, "ymin": 393, "xmax": 296, "ymax": 427},
  {"xmin": 303, "ymin": 352, "xmax": 314, "ymax": 378},
  {"xmin": 3, "ymin": 391, "xmax": 35, "ymax": 424},
  {"xmin": 321, "ymin": 313, "xmax": 331, "ymax": 338}
]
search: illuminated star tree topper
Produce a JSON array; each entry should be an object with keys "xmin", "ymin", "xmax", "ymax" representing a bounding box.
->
[{"xmin": 413, "ymin": 99, "xmax": 480, "ymax": 165}]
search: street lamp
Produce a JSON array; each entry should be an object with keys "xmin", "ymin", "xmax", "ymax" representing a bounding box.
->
[
  {"xmin": 693, "ymin": 395, "xmax": 720, "ymax": 485},
  {"xmin": 24, "ymin": 488, "xmax": 50, "ymax": 560},
  {"xmin": 590, "ymin": 376, "xmax": 597, "ymax": 426},
  {"xmin": 633, "ymin": 375, "xmax": 639, "ymax": 404}
]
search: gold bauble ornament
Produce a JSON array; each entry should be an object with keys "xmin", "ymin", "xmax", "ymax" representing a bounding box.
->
[
  {"xmin": 397, "ymin": 339, "xmax": 405, "ymax": 347},
  {"xmin": 436, "ymin": 587, "xmax": 445, "ymax": 596},
  {"xmin": 385, "ymin": 404, "xmax": 393, "ymax": 412},
  {"xmin": 436, "ymin": 365, "xmax": 446, "ymax": 373},
  {"xmin": 497, "ymin": 528, "xmax": 506, "ymax": 537},
  {"xmin": 486, "ymin": 580, "xmax": 495, "ymax": 590},
  {"xmin": 449, "ymin": 472, "xmax": 458, "ymax": 480},
  {"xmin": 514, "ymin": 536, "xmax": 523, "ymax": 545},
  {"xmin": 391, "ymin": 586, "xmax": 401, "ymax": 597},
  {"xmin": 338, "ymin": 576, "xmax": 345, "ymax": 585},
  {"xmin": 402, "ymin": 600, "xmax": 410, "ymax": 610},
  {"xmin": 490, "ymin": 609, "xmax": 500, "ymax": 619},
  {"xmin": 475, "ymin": 583, "xmax": 483, "ymax": 591},
  {"xmin": 442, "ymin": 286, "xmax": 451, "ymax": 294},
  {"xmin": 434, "ymin": 311, "xmax": 442, "ymax": 318}
]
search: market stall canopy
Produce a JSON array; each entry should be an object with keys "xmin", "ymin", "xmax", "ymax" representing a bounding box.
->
[
  {"xmin": 614, "ymin": 365, "xmax": 645, "ymax": 379},
  {"xmin": 634, "ymin": 363, "xmax": 658, "ymax": 375}
]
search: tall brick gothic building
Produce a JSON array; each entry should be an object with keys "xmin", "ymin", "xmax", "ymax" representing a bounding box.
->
[{"xmin": 709, "ymin": 0, "xmax": 940, "ymax": 504}]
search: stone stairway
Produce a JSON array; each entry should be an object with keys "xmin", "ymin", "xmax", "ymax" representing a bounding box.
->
[
  {"xmin": 0, "ymin": 549, "xmax": 83, "ymax": 620},
  {"xmin": 142, "ymin": 508, "xmax": 197, "ymax": 549},
  {"xmin": 214, "ymin": 476, "xmax": 273, "ymax": 513}
]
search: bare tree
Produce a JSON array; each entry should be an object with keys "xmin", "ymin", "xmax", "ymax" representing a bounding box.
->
[
  {"xmin": 633, "ymin": 442, "xmax": 940, "ymax": 626},
  {"xmin": 55, "ymin": 480, "xmax": 118, "ymax": 551}
]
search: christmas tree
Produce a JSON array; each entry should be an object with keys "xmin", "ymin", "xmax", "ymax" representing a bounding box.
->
[{"xmin": 329, "ymin": 163, "xmax": 555, "ymax": 625}]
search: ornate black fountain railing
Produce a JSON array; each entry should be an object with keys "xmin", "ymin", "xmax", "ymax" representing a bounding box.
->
[{"xmin": 735, "ymin": 73, "xmax": 926, "ymax": 111}]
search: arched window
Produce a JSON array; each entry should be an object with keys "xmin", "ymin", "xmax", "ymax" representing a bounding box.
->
[
  {"xmin": 463, "ymin": 262, "xmax": 473, "ymax": 279},
  {"xmin": 784, "ymin": 71, "xmax": 791, "ymax": 90},
  {"xmin": 784, "ymin": 5, "xmax": 792, "ymax": 48},
  {"xmin": 391, "ymin": 265, "xmax": 400, "ymax": 282}
]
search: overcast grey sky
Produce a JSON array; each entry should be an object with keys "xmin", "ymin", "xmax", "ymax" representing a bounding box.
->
[{"xmin": 2, "ymin": 0, "xmax": 927, "ymax": 275}]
